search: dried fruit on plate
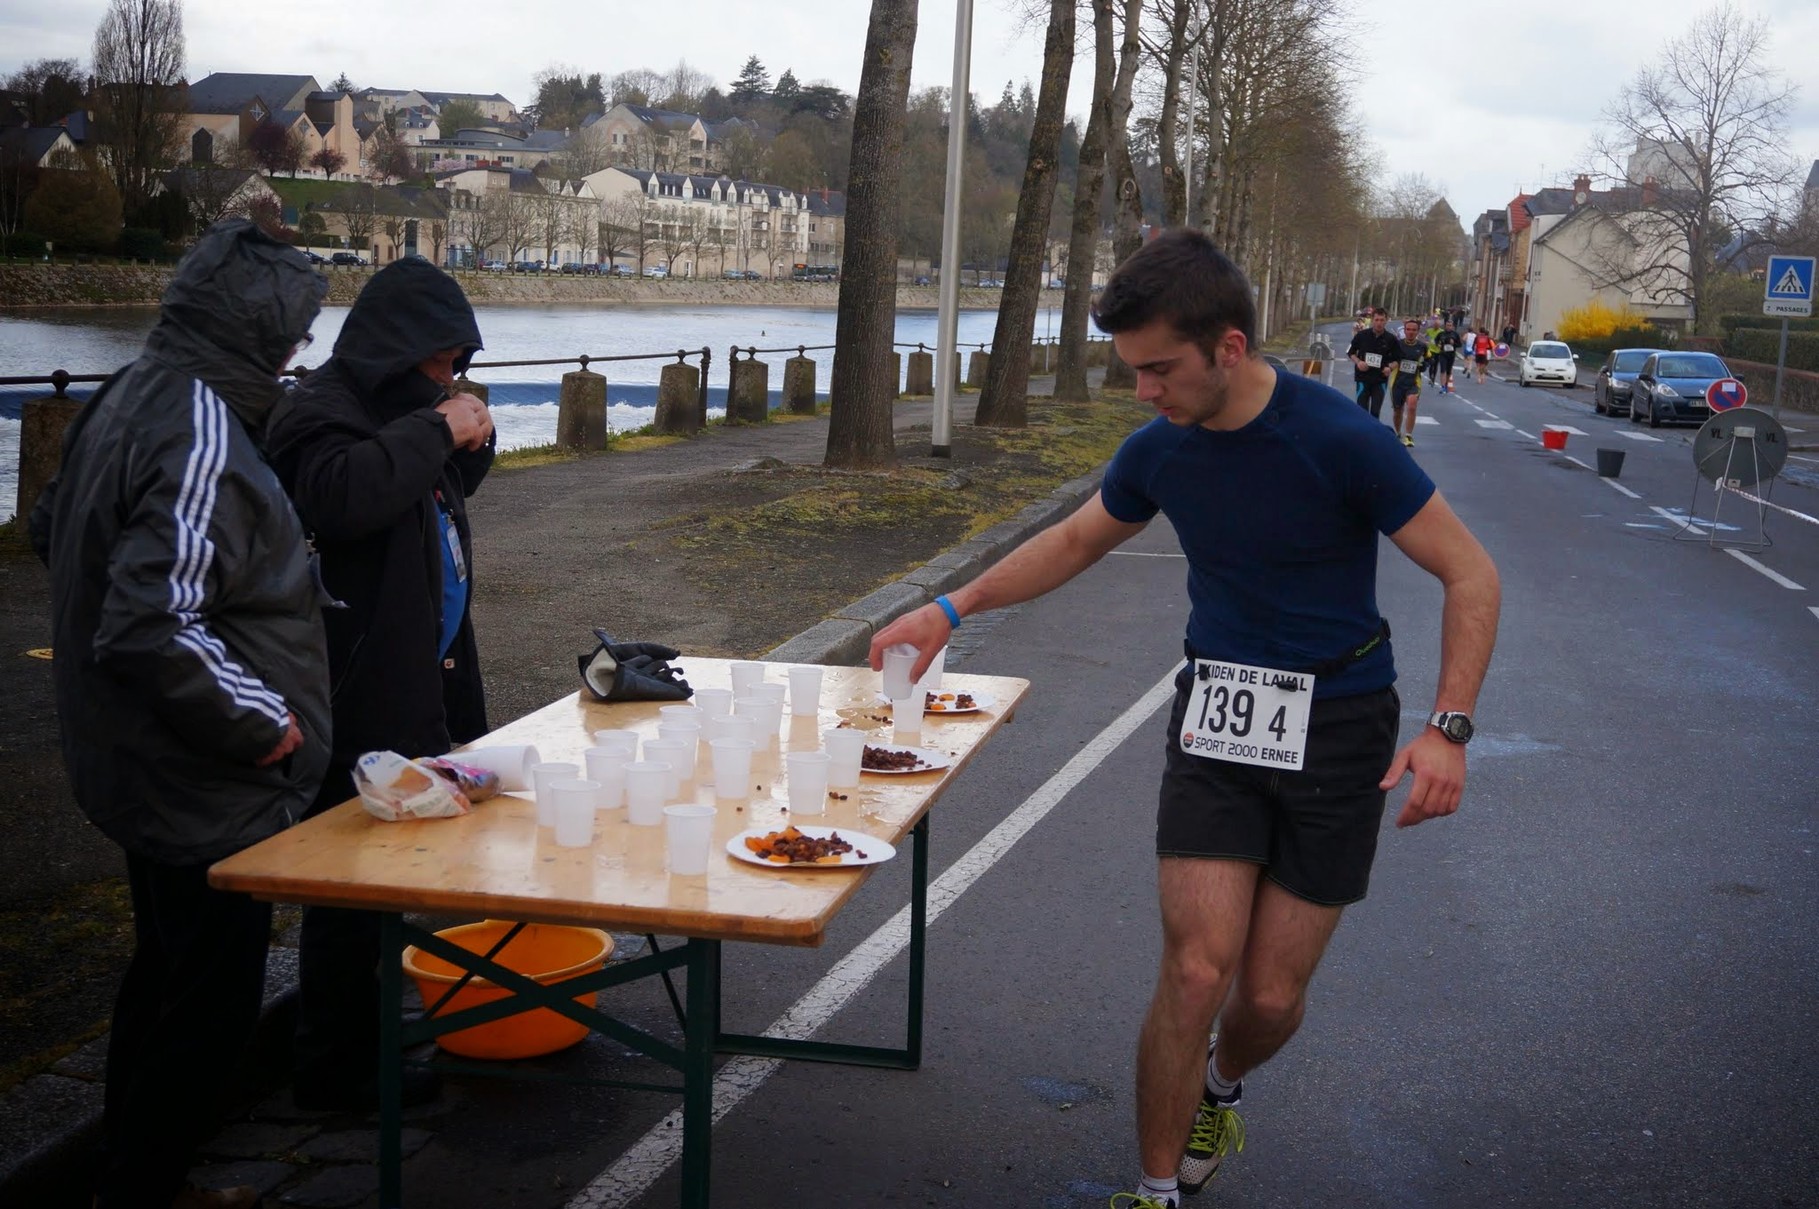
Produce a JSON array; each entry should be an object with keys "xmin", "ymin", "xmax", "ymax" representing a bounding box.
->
[{"xmin": 743, "ymin": 826, "xmax": 856, "ymax": 864}]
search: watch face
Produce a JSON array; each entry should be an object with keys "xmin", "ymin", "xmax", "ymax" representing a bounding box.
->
[{"xmin": 1442, "ymin": 714, "xmax": 1473, "ymax": 742}]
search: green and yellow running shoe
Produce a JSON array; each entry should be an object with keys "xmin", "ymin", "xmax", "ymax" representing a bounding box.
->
[
  {"xmin": 1109, "ymin": 1193, "xmax": 1176, "ymax": 1209},
  {"xmin": 1177, "ymin": 1090, "xmax": 1245, "ymax": 1194}
]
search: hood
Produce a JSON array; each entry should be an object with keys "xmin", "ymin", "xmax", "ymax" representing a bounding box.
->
[
  {"xmin": 144, "ymin": 218, "xmax": 327, "ymax": 435},
  {"xmin": 330, "ymin": 258, "xmax": 483, "ymax": 405}
]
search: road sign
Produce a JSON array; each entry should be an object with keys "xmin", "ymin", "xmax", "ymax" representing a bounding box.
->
[
  {"xmin": 1493, "ymin": 342, "xmax": 1511, "ymax": 359},
  {"xmin": 1706, "ymin": 378, "xmax": 1748, "ymax": 411},
  {"xmin": 1763, "ymin": 254, "xmax": 1814, "ymax": 317}
]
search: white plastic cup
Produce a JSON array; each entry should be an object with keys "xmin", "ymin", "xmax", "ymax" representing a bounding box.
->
[
  {"xmin": 656, "ymin": 722, "xmax": 702, "ymax": 781},
  {"xmin": 583, "ymin": 747, "xmax": 628, "ymax": 809},
  {"xmin": 708, "ymin": 737, "xmax": 756, "ymax": 801},
  {"xmin": 452, "ymin": 744, "xmax": 541, "ymax": 792},
  {"xmin": 891, "ymin": 695, "xmax": 923, "ymax": 742},
  {"xmin": 824, "ymin": 727, "xmax": 865, "ymax": 789},
  {"xmin": 659, "ymin": 704, "xmax": 703, "ymax": 727},
  {"xmin": 881, "ymin": 644, "xmax": 918, "ymax": 702},
  {"xmin": 550, "ymin": 778, "xmax": 598, "ymax": 847},
  {"xmin": 785, "ymin": 750, "xmax": 832, "ymax": 816},
  {"xmin": 699, "ymin": 714, "xmax": 755, "ymax": 786},
  {"xmin": 530, "ymin": 761, "xmax": 579, "ymax": 828},
  {"xmin": 624, "ymin": 761, "xmax": 671, "ymax": 825},
  {"xmin": 591, "ymin": 729, "xmax": 639, "ymax": 758},
  {"xmin": 694, "ymin": 688, "xmax": 733, "ymax": 717},
  {"xmin": 751, "ymin": 682, "xmax": 786, "ymax": 705},
  {"xmin": 663, "ymin": 804, "xmax": 716, "ymax": 876},
  {"xmin": 642, "ymin": 739, "xmax": 690, "ymax": 798},
  {"xmin": 787, "ymin": 666, "xmax": 824, "ymax": 716},
  {"xmin": 736, "ymin": 694, "xmax": 784, "ymax": 746},
  {"xmin": 729, "ymin": 661, "xmax": 765, "ymax": 697},
  {"xmin": 918, "ymin": 645, "xmax": 947, "ymax": 693}
]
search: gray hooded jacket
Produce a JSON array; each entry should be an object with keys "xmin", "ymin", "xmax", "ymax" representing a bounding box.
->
[{"xmin": 31, "ymin": 219, "xmax": 334, "ymax": 865}]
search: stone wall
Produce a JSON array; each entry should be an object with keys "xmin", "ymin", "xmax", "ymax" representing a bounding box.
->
[
  {"xmin": 0, "ymin": 263, "xmax": 1021, "ymax": 312},
  {"xmin": 1725, "ymin": 357, "xmax": 1819, "ymax": 417}
]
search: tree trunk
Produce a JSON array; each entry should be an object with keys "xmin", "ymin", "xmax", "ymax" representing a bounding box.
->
[
  {"xmin": 825, "ymin": 0, "xmax": 919, "ymax": 469},
  {"xmin": 1155, "ymin": 0, "xmax": 1193, "ymax": 227},
  {"xmin": 1053, "ymin": 0, "xmax": 1117, "ymax": 404},
  {"xmin": 975, "ymin": 0, "xmax": 1075, "ymax": 427},
  {"xmin": 1196, "ymin": 0, "xmax": 1230, "ymax": 234},
  {"xmin": 1100, "ymin": 0, "xmax": 1147, "ymax": 390}
]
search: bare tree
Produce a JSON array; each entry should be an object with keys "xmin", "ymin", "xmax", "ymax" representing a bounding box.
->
[
  {"xmin": 1145, "ymin": 0, "xmax": 1204, "ymax": 226},
  {"xmin": 498, "ymin": 191, "xmax": 537, "ymax": 261},
  {"xmin": 381, "ymin": 213, "xmax": 405, "ymax": 262},
  {"xmin": 1101, "ymin": 0, "xmax": 1147, "ymax": 389},
  {"xmin": 655, "ymin": 202, "xmax": 691, "ymax": 271},
  {"xmin": 172, "ymin": 163, "xmax": 254, "ymax": 232},
  {"xmin": 569, "ymin": 202, "xmax": 598, "ymax": 264},
  {"xmin": 456, "ymin": 196, "xmax": 506, "ymax": 264},
  {"xmin": 604, "ymin": 190, "xmax": 660, "ymax": 270},
  {"xmin": 1591, "ymin": 2, "xmax": 1797, "ymax": 332},
  {"xmin": 659, "ymin": 60, "xmax": 713, "ymax": 112},
  {"xmin": 425, "ymin": 216, "xmax": 447, "ymax": 266},
  {"xmin": 825, "ymin": 0, "xmax": 919, "ymax": 469},
  {"xmin": 91, "ymin": 0, "xmax": 187, "ymax": 213},
  {"xmin": 309, "ymin": 146, "xmax": 346, "ymax": 178},
  {"xmin": 327, "ymin": 182, "xmax": 378, "ymax": 253},
  {"xmin": 1053, "ymin": 0, "xmax": 1118, "ymax": 402},
  {"xmin": 976, "ymin": 0, "xmax": 1075, "ymax": 427},
  {"xmin": 534, "ymin": 187, "xmax": 565, "ymax": 264},
  {"xmin": 597, "ymin": 200, "xmax": 639, "ymax": 269},
  {"xmin": 680, "ymin": 205, "xmax": 712, "ymax": 276}
]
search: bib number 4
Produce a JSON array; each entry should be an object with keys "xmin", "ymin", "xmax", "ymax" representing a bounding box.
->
[{"xmin": 1180, "ymin": 659, "xmax": 1314, "ymax": 770}]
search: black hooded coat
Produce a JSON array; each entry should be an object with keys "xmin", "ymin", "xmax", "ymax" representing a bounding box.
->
[
  {"xmin": 266, "ymin": 259, "xmax": 492, "ymax": 776},
  {"xmin": 30, "ymin": 219, "xmax": 332, "ymax": 864}
]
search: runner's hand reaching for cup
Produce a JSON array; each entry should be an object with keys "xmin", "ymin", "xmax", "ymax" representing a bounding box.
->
[
  {"xmin": 869, "ymin": 603, "xmax": 951, "ymax": 681},
  {"xmin": 436, "ymin": 391, "xmax": 493, "ymax": 451}
]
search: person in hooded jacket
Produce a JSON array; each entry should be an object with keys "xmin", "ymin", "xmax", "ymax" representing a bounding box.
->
[
  {"xmin": 265, "ymin": 257, "xmax": 493, "ymax": 1110},
  {"xmin": 30, "ymin": 218, "xmax": 331, "ymax": 1209}
]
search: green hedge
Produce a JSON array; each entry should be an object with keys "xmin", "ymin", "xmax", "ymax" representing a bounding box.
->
[
  {"xmin": 1718, "ymin": 313, "xmax": 1819, "ymax": 338},
  {"xmin": 1725, "ymin": 328, "xmax": 1819, "ymax": 372},
  {"xmin": 1568, "ymin": 325, "xmax": 1678, "ymax": 358}
]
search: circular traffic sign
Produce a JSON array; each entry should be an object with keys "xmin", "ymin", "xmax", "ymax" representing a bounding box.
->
[
  {"xmin": 1692, "ymin": 406, "xmax": 1786, "ymax": 488},
  {"xmin": 1705, "ymin": 377, "xmax": 1748, "ymax": 411},
  {"xmin": 1493, "ymin": 342, "xmax": 1511, "ymax": 359}
]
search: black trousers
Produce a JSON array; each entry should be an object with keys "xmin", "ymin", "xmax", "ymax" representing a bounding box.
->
[
  {"xmin": 293, "ymin": 765, "xmax": 384, "ymax": 1094},
  {"xmin": 96, "ymin": 853, "xmax": 272, "ymax": 1208}
]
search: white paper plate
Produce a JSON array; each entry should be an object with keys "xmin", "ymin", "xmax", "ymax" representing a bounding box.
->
[
  {"xmin": 873, "ymin": 691, "xmax": 996, "ymax": 715},
  {"xmin": 726, "ymin": 826, "xmax": 896, "ymax": 868},
  {"xmin": 859, "ymin": 745, "xmax": 952, "ymax": 775}
]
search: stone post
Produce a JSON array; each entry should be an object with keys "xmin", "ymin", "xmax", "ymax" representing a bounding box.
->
[
  {"xmin": 654, "ymin": 362, "xmax": 702, "ymax": 433},
  {"xmin": 555, "ymin": 367, "xmax": 608, "ymax": 449},
  {"xmin": 782, "ymin": 353, "xmax": 817, "ymax": 414},
  {"xmin": 729, "ymin": 355, "xmax": 770, "ymax": 423},
  {"xmin": 17, "ymin": 389, "xmax": 82, "ymax": 522},
  {"xmin": 905, "ymin": 348, "xmax": 934, "ymax": 395},
  {"xmin": 891, "ymin": 351, "xmax": 904, "ymax": 398},
  {"xmin": 966, "ymin": 350, "xmax": 990, "ymax": 389}
]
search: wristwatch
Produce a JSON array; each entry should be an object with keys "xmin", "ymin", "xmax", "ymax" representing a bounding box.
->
[{"xmin": 1428, "ymin": 711, "xmax": 1474, "ymax": 744}]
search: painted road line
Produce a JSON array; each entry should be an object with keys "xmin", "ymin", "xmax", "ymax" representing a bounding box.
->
[
  {"xmin": 1416, "ymin": 416, "xmax": 1440, "ymax": 425},
  {"xmin": 1809, "ymin": 606, "xmax": 1819, "ymax": 623},
  {"xmin": 1651, "ymin": 505, "xmax": 1707, "ymax": 536},
  {"xmin": 1724, "ymin": 549, "xmax": 1805, "ymax": 590},
  {"xmin": 566, "ymin": 670, "xmax": 1183, "ymax": 1209},
  {"xmin": 1109, "ymin": 550, "xmax": 1185, "ymax": 559},
  {"xmin": 1618, "ymin": 431, "xmax": 1664, "ymax": 442},
  {"xmin": 1476, "ymin": 419, "xmax": 1513, "ymax": 430},
  {"xmin": 1564, "ymin": 456, "xmax": 1592, "ymax": 471},
  {"xmin": 1544, "ymin": 425, "xmax": 1589, "ymax": 436},
  {"xmin": 1602, "ymin": 478, "xmax": 1643, "ymax": 499},
  {"xmin": 1516, "ymin": 430, "xmax": 1537, "ymax": 441}
]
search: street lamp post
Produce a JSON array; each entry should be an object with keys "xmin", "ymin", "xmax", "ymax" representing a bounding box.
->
[{"xmin": 932, "ymin": 0, "xmax": 975, "ymax": 458}]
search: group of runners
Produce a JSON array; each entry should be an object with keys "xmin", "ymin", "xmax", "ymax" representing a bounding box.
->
[{"xmin": 1345, "ymin": 308, "xmax": 1502, "ymax": 447}]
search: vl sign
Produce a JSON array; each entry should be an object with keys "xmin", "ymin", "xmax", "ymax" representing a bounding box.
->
[{"xmin": 1763, "ymin": 254, "xmax": 1815, "ymax": 317}]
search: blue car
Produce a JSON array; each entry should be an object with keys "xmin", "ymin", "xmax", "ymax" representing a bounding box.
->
[
  {"xmin": 1593, "ymin": 347, "xmax": 1662, "ymax": 417},
  {"xmin": 1631, "ymin": 351, "xmax": 1735, "ymax": 428}
]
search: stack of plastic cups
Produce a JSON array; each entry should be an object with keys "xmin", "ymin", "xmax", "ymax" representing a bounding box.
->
[
  {"xmin": 582, "ymin": 746, "xmax": 628, "ymax": 810},
  {"xmin": 530, "ymin": 761, "xmax": 579, "ymax": 827}
]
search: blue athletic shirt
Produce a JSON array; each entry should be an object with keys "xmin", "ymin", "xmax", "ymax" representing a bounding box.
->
[{"xmin": 1100, "ymin": 367, "xmax": 1436, "ymax": 699}]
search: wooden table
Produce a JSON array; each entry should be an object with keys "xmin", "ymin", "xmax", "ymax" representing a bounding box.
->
[{"xmin": 211, "ymin": 658, "xmax": 1028, "ymax": 1208}]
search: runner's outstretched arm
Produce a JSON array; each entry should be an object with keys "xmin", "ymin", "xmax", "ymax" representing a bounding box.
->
[
  {"xmin": 1379, "ymin": 491, "xmax": 1501, "ymax": 827},
  {"xmin": 869, "ymin": 493, "xmax": 1147, "ymax": 678}
]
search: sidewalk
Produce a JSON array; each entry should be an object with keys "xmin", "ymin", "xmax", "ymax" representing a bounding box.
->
[{"xmin": 0, "ymin": 376, "xmax": 1117, "ymax": 1207}]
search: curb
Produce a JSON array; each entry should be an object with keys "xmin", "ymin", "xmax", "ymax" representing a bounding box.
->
[{"xmin": 0, "ymin": 464, "xmax": 1106, "ymax": 1203}]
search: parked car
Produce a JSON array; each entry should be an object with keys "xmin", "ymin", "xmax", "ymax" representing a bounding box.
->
[
  {"xmin": 1592, "ymin": 347, "xmax": 1662, "ymax": 417},
  {"xmin": 558, "ymin": 262, "xmax": 586, "ymax": 274},
  {"xmin": 512, "ymin": 260, "xmax": 545, "ymax": 273},
  {"xmin": 1517, "ymin": 340, "xmax": 1578, "ymax": 388},
  {"xmin": 608, "ymin": 264, "xmax": 634, "ymax": 277},
  {"xmin": 913, "ymin": 275, "xmax": 932, "ymax": 286},
  {"xmin": 1631, "ymin": 350, "xmax": 1734, "ymax": 428},
  {"xmin": 642, "ymin": 265, "xmax": 668, "ymax": 278},
  {"xmin": 482, "ymin": 259, "xmax": 507, "ymax": 271},
  {"xmin": 328, "ymin": 251, "xmax": 367, "ymax": 267},
  {"xmin": 296, "ymin": 249, "xmax": 328, "ymax": 265}
]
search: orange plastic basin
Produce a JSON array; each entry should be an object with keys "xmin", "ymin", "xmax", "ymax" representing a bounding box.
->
[{"xmin": 402, "ymin": 921, "xmax": 613, "ymax": 1059}]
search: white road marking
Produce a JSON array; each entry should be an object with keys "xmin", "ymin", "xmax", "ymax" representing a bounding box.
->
[
  {"xmin": 1618, "ymin": 431, "xmax": 1664, "ymax": 442},
  {"xmin": 1476, "ymin": 419, "xmax": 1513, "ymax": 430},
  {"xmin": 1516, "ymin": 430, "xmax": 1536, "ymax": 441},
  {"xmin": 1724, "ymin": 549, "xmax": 1805, "ymax": 590},
  {"xmin": 1602, "ymin": 478, "xmax": 1643, "ymax": 499},
  {"xmin": 1625, "ymin": 522, "xmax": 1664, "ymax": 528},
  {"xmin": 1809, "ymin": 606, "xmax": 1819, "ymax": 623},
  {"xmin": 1109, "ymin": 550, "xmax": 1185, "ymax": 559},
  {"xmin": 1564, "ymin": 456, "xmax": 1593, "ymax": 471},
  {"xmin": 566, "ymin": 671, "xmax": 1183, "ymax": 1209},
  {"xmin": 1651, "ymin": 505, "xmax": 1707, "ymax": 536},
  {"xmin": 1416, "ymin": 416, "xmax": 1439, "ymax": 425},
  {"xmin": 1545, "ymin": 425, "xmax": 1589, "ymax": 436}
]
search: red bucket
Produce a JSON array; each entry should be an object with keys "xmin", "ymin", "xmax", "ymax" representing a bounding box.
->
[{"xmin": 1541, "ymin": 428, "xmax": 1568, "ymax": 451}]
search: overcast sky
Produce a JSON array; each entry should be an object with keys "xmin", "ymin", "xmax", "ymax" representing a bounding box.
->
[{"xmin": 2, "ymin": 0, "xmax": 1814, "ymax": 229}]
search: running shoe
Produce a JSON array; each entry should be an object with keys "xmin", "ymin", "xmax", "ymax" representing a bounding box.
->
[
  {"xmin": 1401, "ymin": 433, "xmax": 1415, "ymax": 447},
  {"xmin": 1110, "ymin": 1194, "xmax": 1177, "ymax": 1209},
  {"xmin": 1178, "ymin": 1047, "xmax": 1246, "ymax": 1195}
]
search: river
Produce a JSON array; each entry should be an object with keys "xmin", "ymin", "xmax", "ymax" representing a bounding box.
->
[{"xmin": 0, "ymin": 301, "xmax": 1065, "ymax": 522}]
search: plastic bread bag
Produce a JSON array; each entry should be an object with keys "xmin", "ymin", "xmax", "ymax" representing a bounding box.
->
[
  {"xmin": 418, "ymin": 756, "xmax": 502, "ymax": 802},
  {"xmin": 354, "ymin": 750, "xmax": 472, "ymax": 821}
]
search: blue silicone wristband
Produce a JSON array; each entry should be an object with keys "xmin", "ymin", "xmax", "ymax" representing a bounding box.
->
[{"xmin": 934, "ymin": 595, "xmax": 962, "ymax": 629}]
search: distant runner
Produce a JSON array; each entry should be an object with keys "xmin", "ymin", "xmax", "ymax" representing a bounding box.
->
[
  {"xmin": 1471, "ymin": 327, "xmax": 1492, "ymax": 384},
  {"xmin": 1346, "ymin": 308, "xmax": 1399, "ymax": 420},
  {"xmin": 1435, "ymin": 321, "xmax": 1460, "ymax": 394},
  {"xmin": 1391, "ymin": 318, "xmax": 1429, "ymax": 447}
]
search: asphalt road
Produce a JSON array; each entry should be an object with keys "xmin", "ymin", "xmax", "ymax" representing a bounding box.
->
[{"xmin": 371, "ymin": 362, "xmax": 1819, "ymax": 1209}]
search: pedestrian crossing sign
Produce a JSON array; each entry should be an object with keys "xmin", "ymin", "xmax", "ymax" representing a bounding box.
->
[{"xmin": 1763, "ymin": 255, "xmax": 1814, "ymax": 317}]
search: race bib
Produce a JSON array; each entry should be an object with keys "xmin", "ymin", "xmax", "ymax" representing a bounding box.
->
[
  {"xmin": 1179, "ymin": 660, "xmax": 1314, "ymax": 771},
  {"xmin": 1364, "ymin": 353, "xmax": 1383, "ymax": 368},
  {"xmin": 1400, "ymin": 359, "xmax": 1418, "ymax": 374}
]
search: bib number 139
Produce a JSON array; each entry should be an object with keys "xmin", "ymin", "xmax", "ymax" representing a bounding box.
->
[{"xmin": 1180, "ymin": 659, "xmax": 1314, "ymax": 770}]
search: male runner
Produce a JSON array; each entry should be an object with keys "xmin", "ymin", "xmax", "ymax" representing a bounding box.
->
[
  {"xmin": 1423, "ymin": 315, "xmax": 1444, "ymax": 385},
  {"xmin": 1345, "ymin": 307, "xmax": 1399, "ymax": 420},
  {"xmin": 1391, "ymin": 318, "xmax": 1429, "ymax": 446},
  {"xmin": 870, "ymin": 229, "xmax": 1501, "ymax": 1209},
  {"xmin": 1471, "ymin": 327, "xmax": 1491, "ymax": 384},
  {"xmin": 1436, "ymin": 320, "xmax": 1461, "ymax": 394}
]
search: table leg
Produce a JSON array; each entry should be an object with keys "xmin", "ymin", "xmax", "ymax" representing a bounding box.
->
[
  {"xmin": 379, "ymin": 912, "xmax": 403, "ymax": 1208},
  {"xmin": 680, "ymin": 938, "xmax": 721, "ymax": 1209},
  {"xmin": 906, "ymin": 813, "xmax": 928, "ymax": 1068}
]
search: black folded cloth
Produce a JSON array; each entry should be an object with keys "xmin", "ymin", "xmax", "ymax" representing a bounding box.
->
[{"xmin": 579, "ymin": 628, "xmax": 693, "ymax": 701}]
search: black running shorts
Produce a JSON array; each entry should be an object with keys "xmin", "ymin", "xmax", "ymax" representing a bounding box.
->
[
  {"xmin": 1438, "ymin": 352, "xmax": 1456, "ymax": 374},
  {"xmin": 1392, "ymin": 376, "xmax": 1422, "ymax": 405},
  {"xmin": 1157, "ymin": 672, "xmax": 1402, "ymax": 906}
]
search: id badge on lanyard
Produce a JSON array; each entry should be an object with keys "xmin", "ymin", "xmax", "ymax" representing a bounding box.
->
[
  {"xmin": 1179, "ymin": 659, "xmax": 1314, "ymax": 770},
  {"xmin": 441, "ymin": 506, "xmax": 466, "ymax": 583}
]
